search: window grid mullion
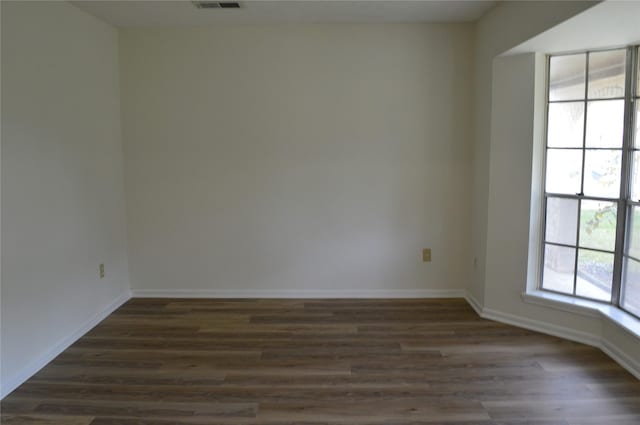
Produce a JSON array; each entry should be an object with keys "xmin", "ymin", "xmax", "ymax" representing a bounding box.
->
[
  {"xmin": 573, "ymin": 198, "xmax": 581, "ymax": 296},
  {"xmin": 540, "ymin": 56, "xmax": 550, "ymax": 295},
  {"xmin": 545, "ymin": 193, "xmax": 618, "ymax": 202},
  {"xmin": 547, "ymin": 147, "xmax": 624, "ymax": 151},
  {"xmin": 613, "ymin": 46, "xmax": 637, "ymax": 306},
  {"xmin": 545, "ymin": 240, "xmax": 615, "ymax": 255},
  {"xmin": 573, "ymin": 52, "xmax": 589, "ymax": 297},
  {"xmin": 625, "ymin": 253, "xmax": 640, "ymax": 264},
  {"xmin": 618, "ymin": 47, "xmax": 640, "ymax": 314},
  {"xmin": 549, "ymin": 97, "xmax": 627, "ymax": 104},
  {"xmin": 579, "ymin": 52, "xmax": 588, "ymax": 197}
]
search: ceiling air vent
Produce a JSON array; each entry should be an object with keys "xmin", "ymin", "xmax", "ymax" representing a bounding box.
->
[{"xmin": 193, "ymin": 1, "xmax": 241, "ymax": 9}]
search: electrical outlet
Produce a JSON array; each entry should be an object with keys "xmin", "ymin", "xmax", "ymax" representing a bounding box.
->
[
  {"xmin": 422, "ymin": 248, "xmax": 431, "ymax": 262},
  {"xmin": 99, "ymin": 263, "xmax": 105, "ymax": 279}
]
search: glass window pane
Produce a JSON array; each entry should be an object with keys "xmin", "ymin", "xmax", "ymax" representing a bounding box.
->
[
  {"xmin": 545, "ymin": 198, "xmax": 578, "ymax": 246},
  {"xmin": 622, "ymin": 257, "xmax": 640, "ymax": 317},
  {"xmin": 587, "ymin": 50, "xmax": 626, "ymax": 99},
  {"xmin": 630, "ymin": 152, "xmax": 640, "ymax": 201},
  {"xmin": 579, "ymin": 200, "xmax": 617, "ymax": 251},
  {"xmin": 583, "ymin": 149, "xmax": 621, "ymax": 198},
  {"xmin": 635, "ymin": 103, "xmax": 640, "ymax": 148},
  {"xmin": 546, "ymin": 149, "xmax": 582, "ymax": 194},
  {"xmin": 576, "ymin": 249, "xmax": 613, "ymax": 301},
  {"xmin": 626, "ymin": 206, "xmax": 640, "ymax": 259},
  {"xmin": 547, "ymin": 102, "xmax": 584, "ymax": 148},
  {"xmin": 549, "ymin": 54, "xmax": 586, "ymax": 101},
  {"xmin": 585, "ymin": 100, "xmax": 624, "ymax": 148},
  {"xmin": 542, "ymin": 244, "xmax": 576, "ymax": 294},
  {"xmin": 637, "ymin": 47, "xmax": 640, "ymax": 97}
]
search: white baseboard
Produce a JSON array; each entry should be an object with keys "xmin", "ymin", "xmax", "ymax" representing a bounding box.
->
[
  {"xmin": 131, "ymin": 288, "xmax": 467, "ymax": 299},
  {"xmin": 0, "ymin": 290, "xmax": 132, "ymax": 399},
  {"xmin": 464, "ymin": 290, "xmax": 483, "ymax": 316},
  {"xmin": 464, "ymin": 291, "xmax": 640, "ymax": 381},
  {"xmin": 481, "ymin": 306, "xmax": 602, "ymax": 346},
  {"xmin": 600, "ymin": 338, "xmax": 640, "ymax": 380}
]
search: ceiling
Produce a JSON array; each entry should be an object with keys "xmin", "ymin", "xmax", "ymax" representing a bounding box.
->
[
  {"xmin": 507, "ymin": 1, "xmax": 640, "ymax": 56},
  {"xmin": 71, "ymin": 1, "xmax": 497, "ymax": 27}
]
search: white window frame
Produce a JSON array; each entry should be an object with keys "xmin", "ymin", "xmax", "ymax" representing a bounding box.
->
[{"xmin": 539, "ymin": 46, "xmax": 640, "ymax": 320}]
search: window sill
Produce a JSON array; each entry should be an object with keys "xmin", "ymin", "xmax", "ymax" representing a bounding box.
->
[{"xmin": 522, "ymin": 290, "xmax": 640, "ymax": 339}]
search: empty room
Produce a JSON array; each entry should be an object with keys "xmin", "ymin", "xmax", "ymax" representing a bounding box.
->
[{"xmin": 2, "ymin": 0, "xmax": 640, "ymax": 423}]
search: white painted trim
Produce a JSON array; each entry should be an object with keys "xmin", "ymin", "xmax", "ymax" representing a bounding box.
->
[
  {"xmin": 522, "ymin": 290, "xmax": 601, "ymax": 319},
  {"xmin": 481, "ymin": 306, "xmax": 601, "ymax": 347},
  {"xmin": 465, "ymin": 291, "xmax": 640, "ymax": 380},
  {"xmin": 131, "ymin": 288, "xmax": 467, "ymax": 299},
  {"xmin": 464, "ymin": 291, "xmax": 483, "ymax": 316},
  {"xmin": 522, "ymin": 290, "xmax": 640, "ymax": 338},
  {"xmin": 0, "ymin": 290, "xmax": 132, "ymax": 399},
  {"xmin": 601, "ymin": 338, "xmax": 640, "ymax": 380}
]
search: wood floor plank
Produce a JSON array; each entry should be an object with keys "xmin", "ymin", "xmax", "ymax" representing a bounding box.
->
[
  {"xmin": 0, "ymin": 415, "xmax": 94, "ymax": 425},
  {"xmin": 483, "ymin": 397, "xmax": 640, "ymax": 420},
  {"xmin": 1, "ymin": 298, "xmax": 638, "ymax": 425},
  {"xmin": 31, "ymin": 399, "xmax": 258, "ymax": 418}
]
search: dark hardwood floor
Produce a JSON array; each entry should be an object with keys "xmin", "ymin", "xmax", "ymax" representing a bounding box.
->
[{"xmin": 2, "ymin": 298, "xmax": 639, "ymax": 424}]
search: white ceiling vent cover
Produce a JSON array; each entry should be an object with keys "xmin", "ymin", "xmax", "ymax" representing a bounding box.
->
[{"xmin": 193, "ymin": 1, "xmax": 241, "ymax": 9}]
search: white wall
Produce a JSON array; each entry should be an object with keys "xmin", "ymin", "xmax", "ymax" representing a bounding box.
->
[
  {"xmin": 120, "ymin": 24, "xmax": 473, "ymax": 297},
  {"xmin": 469, "ymin": 1, "xmax": 597, "ymax": 304},
  {"xmin": 2, "ymin": 0, "xmax": 636, "ymax": 399},
  {"xmin": 484, "ymin": 53, "xmax": 603, "ymax": 334},
  {"xmin": 467, "ymin": 0, "xmax": 640, "ymax": 377},
  {"xmin": 476, "ymin": 1, "xmax": 640, "ymax": 377},
  {"xmin": 1, "ymin": 1, "xmax": 130, "ymax": 396},
  {"xmin": 482, "ymin": 51, "xmax": 640, "ymax": 377}
]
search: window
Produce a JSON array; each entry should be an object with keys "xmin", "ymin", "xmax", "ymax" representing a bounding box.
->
[{"xmin": 541, "ymin": 46, "xmax": 640, "ymax": 319}]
